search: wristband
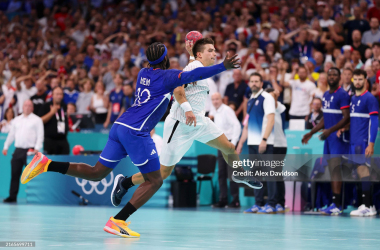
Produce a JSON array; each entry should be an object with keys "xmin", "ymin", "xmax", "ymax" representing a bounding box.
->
[
  {"xmin": 262, "ymin": 138, "xmax": 267, "ymax": 142},
  {"xmin": 189, "ymin": 56, "xmax": 195, "ymax": 61},
  {"xmin": 181, "ymin": 102, "xmax": 193, "ymax": 112}
]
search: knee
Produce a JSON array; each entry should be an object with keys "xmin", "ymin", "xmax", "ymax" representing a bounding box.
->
[
  {"xmin": 161, "ymin": 168, "xmax": 173, "ymax": 180},
  {"xmin": 223, "ymin": 142, "xmax": 236, "ymax": 155},
  {"xmin": 90, "ymin": 169, "xmax": 109, "ymax": 182},
  {"xmin": 150, "ymin": 176, "xmax": 163, "ymax": 190}
]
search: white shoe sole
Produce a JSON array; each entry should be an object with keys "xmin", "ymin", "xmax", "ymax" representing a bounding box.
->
[
  {"xmin": 231, "ymin": 175, "xmax": 263, "ymax": 189},
  {"xmin": 111, "ymin": 174, "xmax": 124, "ymax": 207}
]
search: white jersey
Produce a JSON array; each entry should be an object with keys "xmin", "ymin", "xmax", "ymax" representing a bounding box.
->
[{"xmin": 169, "ymin": 60, "xmax": 210, "ymax": 125}]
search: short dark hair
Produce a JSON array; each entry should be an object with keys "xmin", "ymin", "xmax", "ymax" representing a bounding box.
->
[
  {"xmin": 328, "ymin": 67, "xmax": 341, "ymax": 76},
  {"xmin": 353, "ymin": 69, "xmax": 367, "ymax": 78},
  {"xmin": 265, "ymin": 88, "xmax": 275, "ymax": 93},
  {"xmin": 373, "ymin": 42, "xmax": 380, "ymax": 48},
  {"xmin": 343, "ymin": 67, "xmax": 353, "ymax": 73},
  {"xmin": 192, "ymin": 38, "xmax": 215, "ymax": 59},
  {"xmin": 249, "ymin": 72, "xmax": 263, "ymax": 82}
]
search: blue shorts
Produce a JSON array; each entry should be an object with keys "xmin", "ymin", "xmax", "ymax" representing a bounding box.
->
[
  {"xmin": 348, "ymin": 143, "xmax": 371, "ymax": 166},
  {"xmin": 98, "ymin": 124, "xmax": 160, "ymax": 174},
  {"xmin": 323, "ymin": 137, "xmax": 349, "ymax": 155}
]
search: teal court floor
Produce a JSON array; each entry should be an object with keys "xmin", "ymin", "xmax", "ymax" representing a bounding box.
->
[{"xmin": 1, "ymin": 203, "xmax": 380, "ymax": 250}]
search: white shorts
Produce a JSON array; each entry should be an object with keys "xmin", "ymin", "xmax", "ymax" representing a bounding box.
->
[{"xmin": 160, "ymin": 115, "xmax": 223, "ymax": 166}]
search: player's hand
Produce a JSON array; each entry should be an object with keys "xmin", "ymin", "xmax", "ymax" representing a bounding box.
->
[
  {"xmin": 185, "ymin": 111, "xmax": 196, "ymax": 127},
  {"xmin": 319, "ymin": 129, "xmax": 331, "ymax": 141},
  {"xmin": 2, "ymin": 150, "xmax": 7, "ymax": 156},
  {"xmin": 223, "ymin": 52, "xmax": 240, "ymax": 70},
  {"xmin": 259, "ymin": 140, "xmax": 267, "ymax": 154},
  {"xmin": 336, "ymin": 128, "xmax": 345, "ymax": 138},
  {"xmin": 365, "ymin": 144, "xmax": 374, "ymax": 157},
  {"xmin": 301, "ymin": 132, "xmax": 312, "ymax": 145},
  {"xmin": 236, "ymin": 143, "xmax": 243, "ymax": 154},
  {"xmin": 185, "ymin": 40, "xmax": 194, "ymax": 57}
]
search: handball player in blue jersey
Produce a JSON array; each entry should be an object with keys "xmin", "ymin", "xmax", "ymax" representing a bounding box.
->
[
  {"xmin": 20, "ymin": 42, "xmax": 243, "ymax": 238},
  {"xmin": 343, "ymin": 69, "xmax": 378, "ymax": 217},
  {"xmin": 302, "ymin": 67, "xmax": 351, "ymax": 215}
]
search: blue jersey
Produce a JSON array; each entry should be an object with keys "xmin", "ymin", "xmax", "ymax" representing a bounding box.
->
[
  {"xmin": 322, "ymin": 87, "xmax": 350, "ymax": 139},
  {"xmin": 109, "ymin": 88, "xmax": 124, "ymax": 123},
  {"xmin": 115, "ymin": 68, "xmax": 184, "ymax": 132},
  {"xmin": 63, "ymin": 89, "xmax": 79, "ymax": 104},
  {"xmin": 350, "ymin": 91, "xmax": 379, "ymax": 144}
]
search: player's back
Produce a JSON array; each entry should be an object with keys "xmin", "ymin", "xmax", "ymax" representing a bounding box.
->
[
  {"xmin": 170, "ymin": 60, "xmax": 210, "ymax": 124},
  {"xmin": 322, "ymin": 87, "xmax": 350, "ymax": 131},
  {"xmin": 116, "ymin": 67, "xmax": 181, "ymax": 132},
  {"xmin": 350, "ymin": 91, "xmax": 379, "ymax": 144}
]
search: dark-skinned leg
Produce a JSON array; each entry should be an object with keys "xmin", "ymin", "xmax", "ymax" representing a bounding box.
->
[
  {"xmin": 114, "ymin": 161, "xmax": 163, "ymax": 221},
  {"xmin": 48, "ymin": 161, "xmax": 113, "ymax": 182}
]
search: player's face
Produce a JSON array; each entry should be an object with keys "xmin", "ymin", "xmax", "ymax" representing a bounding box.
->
[
  {"xmin": 200, "ymin": 44, "xmax": 216, "ymax": 66},
  {"xmin": 249, "ymin": 76, "xmax": 263, "ymax": 93},
  {"xmin": 327, "ymin": 69, "xmax": 340, "ymax": 87},
  {"xmin": 353, "ymin": 74, "xmax": 366, "ymax": 90}
]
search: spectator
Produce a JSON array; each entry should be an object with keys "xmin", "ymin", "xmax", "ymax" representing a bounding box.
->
[
  {"xmin": 67, "ymin": 103, "xmax": 79, "ymax": 132},
  {"xmin": 63, "ymin": 79, "xmax": 79, "ymax": 104},
  {"xmin": 119, "ymin": 84, "xmax": 135, "ymax": 115},
  {"xmin": 103, "ymin": 58, "xmax": 124, "ymax": 93},
  {"xmin": 2, "ymin": 100, "xmax": 44, "ymax": 203},
  {"xmin": 364, "ymin": 42, "xmax": 380, "ymax": 68},
  {"xmin": 283, "ymin": 66, "xmax": 316, "ymax": 120},
  {"xmin": 319, "ymin": 7, "xmax": 335, "ymax": 29},
  {"xmin": 352, "ymin": 50, "xmax": 364, "ymax": 69},
  {"xmin": 351, "ymin": 30, "xmax": 370, "ymax": 63},
  {"xmin": 259, "ymin": 23, "xmax": 274, "ymax": 51},
  {"xmin": 367, "ymin": 0, "xmax": 380, "ymax": 22},
  {"xmin": 15, "ymin": 75, "xmax": 36, "ymax": 115},
  {"xmin": 71, "ymin": 19, "xmax": 90, "ymax": 48},
  {"xmin": 305, "ymin": 98, "xmax": 324, "ymax": 129},
  {"xmin": 76, "ymin": 78, "xmax": 94, "ymax": 115},
  {"xmin": 38, "ymin": 87, "xmax": 69, "ymax": 155},
  {"xmin": 313, "ymin": 72, "xmax": 329, "ymax": 99},
  {"xmin": 104, "ymin": 74, "xmax": 124, "ymax": 128},
  {"xmin": 90, "ymin": 81, "xmax": 109, "ymax": 124},
  {"xmin": 223, "ymin": 69, "xmax": 247, "ymax": 121},
  {"xmin": 344, "ymin": 7, "xmax": 370, "ymax": 45},
  {"xmin": 362, "ymin": 18, "xmax": 380, "ymax": 47},
  {"xmin": 30, "ymin": 79, "xmax": 47, "ymax": 115},
  {"xmin": 0, "ymin": 108, "xmax": 15, "ymax": 133},
  {"xmin": 209, "ymin": 92, "xmax": 242, "ymax": 208},
  {"xmin": 341, "ymin": 68, "xmax": 355, "ymax": 96}
]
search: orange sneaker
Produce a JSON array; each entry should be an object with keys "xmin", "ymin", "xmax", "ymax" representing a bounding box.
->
[
  {"xmin": 21, "ymin": 152, "xmax": 51, "ymax": 184},
  {"xmin": 103, "ymin": 217, "xmax": 140, "ymax": 238}
]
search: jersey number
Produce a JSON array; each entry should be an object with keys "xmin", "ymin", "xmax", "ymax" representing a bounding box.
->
[{"xmin": 133, "ymin": 88, "xmax": 151, "ymax": 106}]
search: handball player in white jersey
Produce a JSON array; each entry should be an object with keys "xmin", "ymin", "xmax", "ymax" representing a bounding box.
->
[{"xmin": 116, "ymin": 38, "xmax": 262, "ymax": 195}]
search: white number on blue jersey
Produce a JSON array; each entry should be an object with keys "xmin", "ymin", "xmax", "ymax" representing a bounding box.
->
[{"xmin": 133, "ymin": 88, "xmax": 151, "ymax": 107}]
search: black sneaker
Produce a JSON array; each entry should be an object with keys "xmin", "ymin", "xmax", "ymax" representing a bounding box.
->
[
  {"xmin": 3, "ymin": 197, "xmax": 17, "ymax": 203},
  {"xmin": 212, "ymin": 201, "xmax": 228, "ymax": 208},
  {"xmin": 226, "ymin": 201, "xmax": 240, "ymax": 208},
  {"xmin": 111, "ymin": 174, "xmax": 128, "ymax": 207},
  {"xmin": 231, "ymin": 174, "xmax": 263, "ymax": 189}
]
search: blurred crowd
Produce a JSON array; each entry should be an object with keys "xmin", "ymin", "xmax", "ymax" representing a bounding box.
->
[{"xmin": 1, "ymin": 0, "xmax": 380, "ymax": 132}]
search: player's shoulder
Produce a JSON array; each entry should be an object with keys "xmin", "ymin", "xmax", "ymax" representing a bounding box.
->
[
  {"xmin": 364, "ymin": 91, "xmax": 377, "ymax": 102},
  {"xmin": 184, "ymin": 60, "xmax": 203, "ymax": 71},
  {"xmin": 261, "ymin": 91, "xmax": 274, "ymax": 100}
]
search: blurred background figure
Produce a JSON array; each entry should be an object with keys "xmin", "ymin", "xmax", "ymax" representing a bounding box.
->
[{"xmin": 2, "ymin": 100, "xmax": 43, "ymax": 203}]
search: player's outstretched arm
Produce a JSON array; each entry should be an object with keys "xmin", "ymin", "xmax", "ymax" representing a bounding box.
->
[{"xmin": 179, "ymin": 53, "xmax": 240, "ymax": 86}]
